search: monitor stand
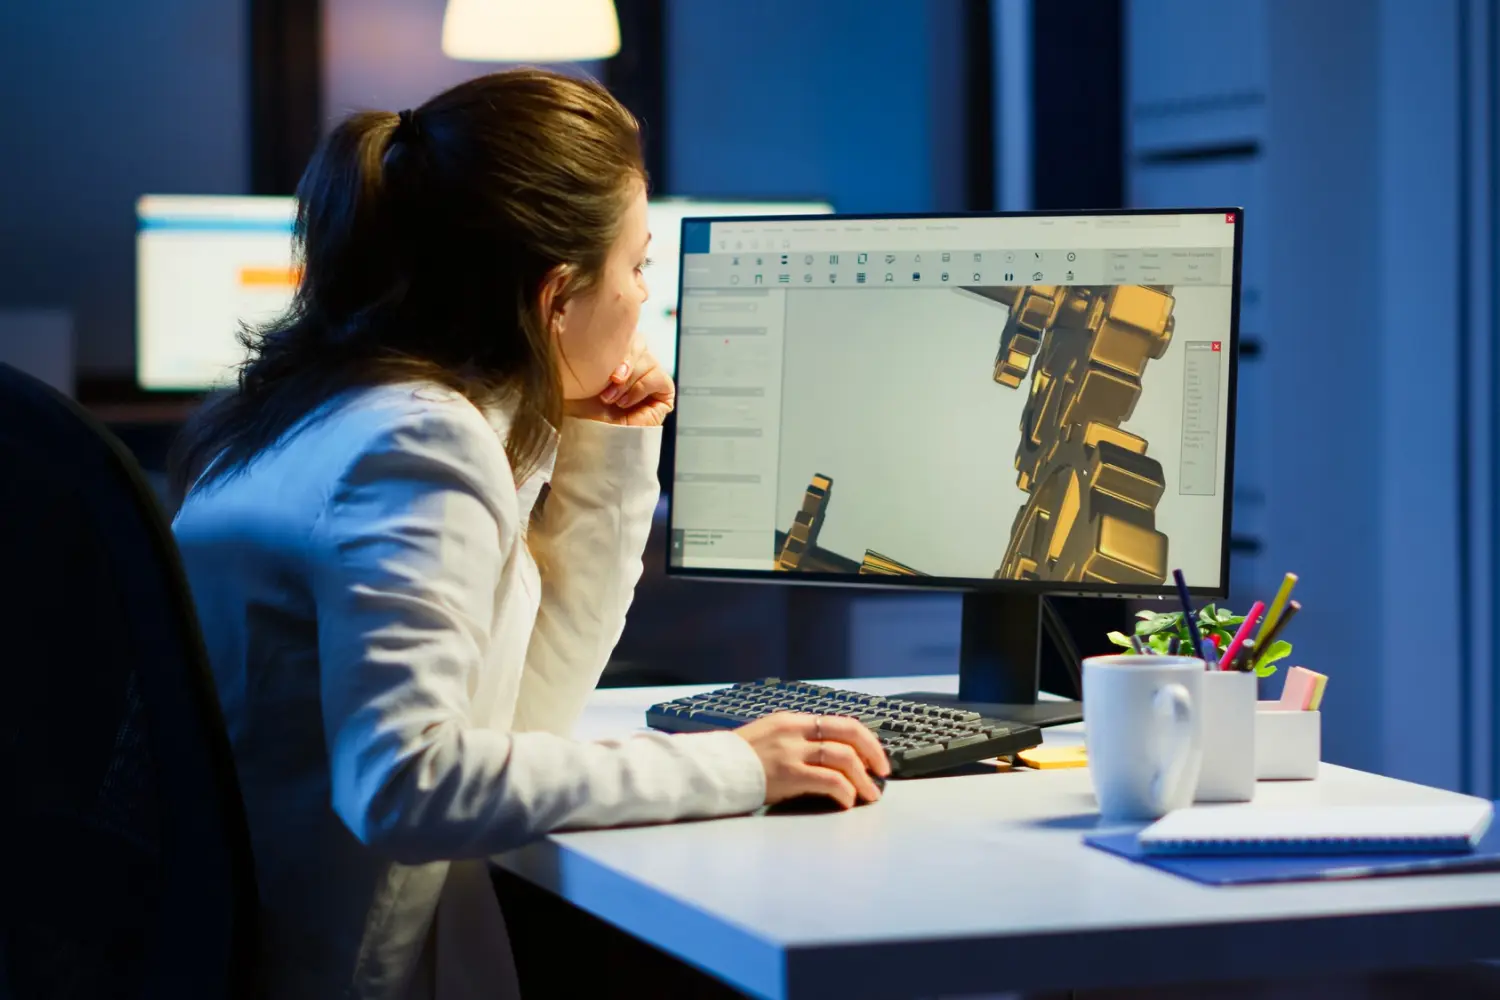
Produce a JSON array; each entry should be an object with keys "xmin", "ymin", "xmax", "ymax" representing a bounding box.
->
[{"xmin": 892, "ymin": 591, "xmax": 1084, "ymax": 728}]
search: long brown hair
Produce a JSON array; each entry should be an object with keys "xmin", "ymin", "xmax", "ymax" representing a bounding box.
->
[{"xmin": 169, "ymin": 69, "xmax": 644, "ymax": 503}]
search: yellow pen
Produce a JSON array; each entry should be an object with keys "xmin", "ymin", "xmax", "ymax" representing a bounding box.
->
[{"xmin": 1256, "ymin": 572, "xmax": 1298, "ymax": 645}]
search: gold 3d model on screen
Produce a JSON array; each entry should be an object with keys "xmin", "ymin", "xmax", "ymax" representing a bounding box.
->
[{"xmin": 774, "ymin": 283, "xmax": 1178, "ymax": 585}]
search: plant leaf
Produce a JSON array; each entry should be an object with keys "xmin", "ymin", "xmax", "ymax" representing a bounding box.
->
[
  {"xmin": 1216, "ymin": 608, "xmax": 1236, "ymax": 623},
  {"xmin": 1148, "ymin": 632, "xmax": 1172, "ymax": 653},
  {"xmin": 1135, "ymin": 609, "xmax": 1159, "ymax": 620},
  {"xmin": 1107, "ymin": 631, "xmax": 1135, "ymax": 650},
  {"xmin": 1255, "ymin": 662, "xmax": 1280, "ymax": 678},
  {"xmin": 1138, "ymin": 613, "xmax": 1181, "ymax": 636},
  {"xmin": 1256, "ymin": 640, "xmax": 1293, "ymax": 666}
]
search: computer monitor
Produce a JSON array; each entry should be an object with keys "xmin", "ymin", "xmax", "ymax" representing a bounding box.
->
[
  {"xmin": 136, "ymin": 194, "xmax": 298, "ymax": 392},
  {"xmin": 642, "ymin": 198, "xmax": 833, "ymax": 375},
  {"xmin": 666, "ymin": 208, "xmax": 1242, "ymax": 724}
]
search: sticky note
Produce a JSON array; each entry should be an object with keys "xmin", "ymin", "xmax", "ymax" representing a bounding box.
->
[
  {"xmin": 1306, "ymin": 672, "xmax": 1328, "ymax": 711},
  {"xmin": 1279, "ymin": 666, "xmax": 1326, "ymax": 711},
  {"xmin": 1017, "ymin": 744, "xmax": 1088, "ymax": 769}
]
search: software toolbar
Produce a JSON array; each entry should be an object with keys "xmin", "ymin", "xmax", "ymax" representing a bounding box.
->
[
  {"xmin": 681, "ymin": 246, "xmax": 1231, "ymax": 290},
  {"xmin": 697, "ymin": 211, "xmax": 1238, "ymax": 254}
]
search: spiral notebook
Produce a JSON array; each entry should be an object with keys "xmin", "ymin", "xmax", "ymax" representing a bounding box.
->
[
  {"xmin": 1137, "ymin": 801, "xmax": 1494, "ymax": 856},
  {"xmin": 1084, "ymin": 800, "xmax": 1500, "ymax": 886}
]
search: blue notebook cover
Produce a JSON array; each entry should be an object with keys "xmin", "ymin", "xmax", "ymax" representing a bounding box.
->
[{"xmin": 1085, "ymin": 812, "xmax": 1500, "ymax": 886}]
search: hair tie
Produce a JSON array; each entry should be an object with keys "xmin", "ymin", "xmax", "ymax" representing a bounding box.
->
[{"xmin": 395, "ymin": 108, "xmax": 421, "ymax": 142}]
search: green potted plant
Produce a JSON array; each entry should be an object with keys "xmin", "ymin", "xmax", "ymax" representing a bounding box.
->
[{"xmin": 1107, "ymin": 605, "xmax": 1293, "ymax": 677}]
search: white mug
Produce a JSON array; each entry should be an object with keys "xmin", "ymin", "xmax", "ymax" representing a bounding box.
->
[{"xmin": 1083, "ymin": 654, "xmax": 1204, "ymax": 821}]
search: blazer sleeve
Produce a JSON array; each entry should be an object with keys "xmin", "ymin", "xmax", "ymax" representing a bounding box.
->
[
  {"xmin": 307, "ymin": 403, "xmax": 764, "ymax": 864},
  {"xmin": 511, "ymin": 417, "xmax": 661, "ymax": 736}
]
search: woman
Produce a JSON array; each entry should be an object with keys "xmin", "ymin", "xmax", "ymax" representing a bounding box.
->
[{"xmin": 170, "ymin": 69, "xmax": 888, "ymax": 999}]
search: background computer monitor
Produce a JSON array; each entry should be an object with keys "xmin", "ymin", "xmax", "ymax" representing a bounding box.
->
[
  {"xmin": 642, "ymin": 198, "xmax": 833, "ymax": 375},
  {"xmin": 136, "ymin": 194, "xmax": 297, "ymax": 391},
  {"xmin": 666, "ymin": 208, "xmax": 1243, "ymax": 720}
]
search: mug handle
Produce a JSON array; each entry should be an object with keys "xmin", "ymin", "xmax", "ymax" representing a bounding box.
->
[{"xmin": 1148, "ymin": 682, "xmax": 1194, "ymax": 815}]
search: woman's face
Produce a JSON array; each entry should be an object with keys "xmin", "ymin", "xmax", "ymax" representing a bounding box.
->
[{"xmin": 552, "ymin": 180, "xmax": 651, "ymax": 400}]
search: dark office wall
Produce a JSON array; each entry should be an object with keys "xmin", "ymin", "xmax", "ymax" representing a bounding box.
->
[
  {"xmin": 1459, "ymin": 0, "xmax": 1500, "ymax": 796},
  {"xmin": 0, "ymin": 1, "xmax": 249, "ymax": 377},
  {"xmin": 1122, "ymin": 0, "xmax": 1500, "ymax": 790},
  {"xmin": 664, "ymin": 0, "xmax": 969, "ymax": 211},
  {"xmin": 1031, "ymin": 0, "xmax": 1123, "ymax": 211},
  {"xmin": 321, "ymin": 0, "xmax": 602, "ymax": 127}
]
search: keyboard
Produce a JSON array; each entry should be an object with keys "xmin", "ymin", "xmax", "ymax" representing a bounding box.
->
[{"xmin": 645, "ymin": 678, "xmax": 1043, "ymax": 778}]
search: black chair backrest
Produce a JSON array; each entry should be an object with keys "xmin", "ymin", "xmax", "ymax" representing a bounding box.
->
[{"xmin": 0, "ymin": 364, "xmax": 257, "ymax": 999}]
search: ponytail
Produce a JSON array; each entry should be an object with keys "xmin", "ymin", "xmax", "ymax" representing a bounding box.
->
[
  {"xmin": 289, "ymin": 111, "xmax": 408, "ymax": 347},
  {"xmin": 169, "ymin": 111, "xmax": 406, "ymax": 505},
  {"xmin": 168, "ymin": 69, "xmax": 644, "ymax": 508}
]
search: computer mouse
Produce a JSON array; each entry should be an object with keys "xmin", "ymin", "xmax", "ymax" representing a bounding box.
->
[{"xmin": 765, "ymin": 774, "xmax": 886, "ymax": 815}]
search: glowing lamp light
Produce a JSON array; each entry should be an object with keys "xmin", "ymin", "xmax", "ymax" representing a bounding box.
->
[{"xmin": 441, "ymin": 0, "xmax": 621, "ymax": 62}]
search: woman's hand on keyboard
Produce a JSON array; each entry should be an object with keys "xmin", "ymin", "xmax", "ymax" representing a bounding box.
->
[{"xmin": 734, "ymin": 713, "xmax": 891, "ymax": 808}]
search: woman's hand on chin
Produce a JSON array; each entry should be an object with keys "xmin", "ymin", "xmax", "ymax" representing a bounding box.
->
[{"xmin": 564, "ymin": 339, "xmax": 675, "ymax": 427}]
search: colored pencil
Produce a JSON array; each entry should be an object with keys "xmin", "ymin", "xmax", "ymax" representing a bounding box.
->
[
  {"xmin": 1218, "ymin": 600, "xmax": 1265, "ymax": 672},
  {"xmin": 1255, "ymin": 573, "xmax": 1299, "ymax": 646},
  {"xmin": 1172, "ymin": 569, "xmax": 1205, "ymax": 665},
  {"xmin": 1252, "ymin": 600, "xmax": 1301, "ymax": 671}
]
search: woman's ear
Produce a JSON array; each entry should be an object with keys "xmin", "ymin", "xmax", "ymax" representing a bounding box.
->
[{"xmin": 538, "ymin": 263, "xmax": 574, "ymax": 336}]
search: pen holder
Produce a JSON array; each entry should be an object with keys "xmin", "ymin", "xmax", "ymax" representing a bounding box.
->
[
  {"xmin": 1194, "ymin": 670, "xmax": 1257, "ymax": 802},
  {"xmin": 1254, "ymin": 705, "xmax": 1321, "ymax": 780}
]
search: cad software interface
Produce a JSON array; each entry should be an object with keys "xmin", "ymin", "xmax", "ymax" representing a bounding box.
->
[
  {"xmin": 136, "ymin": 195, "xmax": 297, "ymax": 391},
  {"xmin": 668, "ymin": 211, "xmax": 1239, "ymax": 591},
  {"xmin": 642, "ymin": 199, "xmax": 832, "ymax": 375}
]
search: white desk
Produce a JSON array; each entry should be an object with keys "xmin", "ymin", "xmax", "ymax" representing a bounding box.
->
[{"xmin": 493, "ymin": 675, "xmax": 1500, "ymax": 999}]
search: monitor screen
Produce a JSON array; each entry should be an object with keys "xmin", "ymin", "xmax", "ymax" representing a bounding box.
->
[
  {"xmin": 643, "ymin": 199, "xmax": 833, "ymax": 375},
  {"xmin": 136, "ymin": 194, "xmax": 298, "ymax": 391},
  {"xmin": 666, "ymin": 209, "xmax": 1242, "ymax": 595}
]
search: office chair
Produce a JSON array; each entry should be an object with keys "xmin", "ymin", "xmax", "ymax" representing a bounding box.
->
[{"xmin": 0, "ymin": 364, "xmax": 257, "ymax": 998}]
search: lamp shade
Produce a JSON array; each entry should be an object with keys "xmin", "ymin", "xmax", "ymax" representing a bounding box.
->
[{"xmin": 442, "ymin": 0, "xmax": 621, "ymax": 62}]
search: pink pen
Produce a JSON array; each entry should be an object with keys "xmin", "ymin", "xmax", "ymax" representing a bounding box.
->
[{"xmin": 1217, "ymin": 600, "xmax": 1265, "ymax": 671}]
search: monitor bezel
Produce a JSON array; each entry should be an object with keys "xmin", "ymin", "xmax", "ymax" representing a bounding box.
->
[{"xmin": 662, "ymin": 205, "xmax": 1244, "ymax": 601}]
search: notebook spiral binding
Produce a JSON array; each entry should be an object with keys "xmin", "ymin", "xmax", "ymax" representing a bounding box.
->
[{"xmin": 1147, "ymin": 835, "xmax": 1474, "ymax": 856}]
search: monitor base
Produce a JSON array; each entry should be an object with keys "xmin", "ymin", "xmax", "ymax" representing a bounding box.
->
[{"xmin": 890, "ymin": 692, "xmax": 1083, "ymax": 729}]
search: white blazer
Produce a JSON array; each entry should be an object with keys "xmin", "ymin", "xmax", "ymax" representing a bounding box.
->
[{"xmin": 172, "ymin": 383, "xmax": 765, "ymax": 999}]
